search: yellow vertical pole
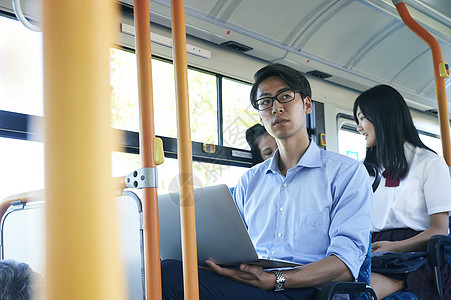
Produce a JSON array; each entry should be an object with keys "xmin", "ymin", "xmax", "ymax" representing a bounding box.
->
[
  {"xmin": 133, "ymin": 0, "xmax": 162, "ymax": 299},
  {"xmin": 43, "ymin": 1, "xmax": 125, "ymax": 300},
  {"xmin": 171, "ymin": 0, "xmax": 200, "ymax": 299},
  {"xmin": 394, "ymin": 1, "xmax": 451, "ymax": 166}
]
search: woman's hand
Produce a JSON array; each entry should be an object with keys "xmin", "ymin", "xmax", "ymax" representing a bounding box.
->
[
  {"xmin": 205, "ymin": 260, "xmax": 275, "ymax": 290},
  {"xmin": 372, "ymin": 240, "xmax": 399, "ymax": 253},
  {"xmin": 373, "ymin": 212, "xmax": 449, "ymax": 253}
]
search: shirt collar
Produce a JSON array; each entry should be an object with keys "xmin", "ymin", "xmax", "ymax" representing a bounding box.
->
[{"xmin": 265, "ymin": 139, "xmax": 322, "ymax": 174}]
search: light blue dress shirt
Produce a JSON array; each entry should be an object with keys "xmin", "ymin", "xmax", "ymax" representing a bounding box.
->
[{"xmin": 233, "ymin": 141, "xmax": 373, "ymax": 279}]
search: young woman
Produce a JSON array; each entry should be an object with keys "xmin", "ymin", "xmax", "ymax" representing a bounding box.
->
[
  {"xmin": 246, "ymin": 123, "xmax": 277, "ymax": 165},
  {"xmin": 353, "ymin": 84, "xmax": 451, "ymax": 299}
]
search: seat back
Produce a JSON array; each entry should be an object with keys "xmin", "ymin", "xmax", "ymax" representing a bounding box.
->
[
  {"xmin": 0, "ymin": 191, "xmax": 145, "ymax": 300},
  {"xmin": 363, "ymin": 162, "xmax": 381, "ymax": 193}
]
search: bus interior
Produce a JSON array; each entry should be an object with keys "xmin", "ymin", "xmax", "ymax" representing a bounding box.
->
[{"xmin": 0, "ymin": 0, "xmax": 450, "ymax": 299}]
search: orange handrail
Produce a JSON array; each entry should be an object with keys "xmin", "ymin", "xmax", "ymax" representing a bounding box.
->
[
  {"xmin": 171, "ymin": 0, "xmax": 200, "ymax": 299},
  {"xmin": 394, "ymin": 1, "xmax": 451, "ymax": 166},
  {"xmin": 133, "ymin": 0, "xmax": 162, "ymax": 299},
  {"xmin": 43, "ymin": 1, "xmax": 125, "ymax": 299}
]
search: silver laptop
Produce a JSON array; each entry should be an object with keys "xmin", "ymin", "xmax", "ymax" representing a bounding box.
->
[{"xmin": 158, "ymin": 184, "xmax": 301, "ymax": 269}]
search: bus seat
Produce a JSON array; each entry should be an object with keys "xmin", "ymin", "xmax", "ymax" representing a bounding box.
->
[
  {"xmin": 363, "ymin": 162, "xmax": 381, "ymax": 193},
  {"xmin": 0, "ymin": 190, "xmax": 146, "ymax": 300},
  {"xmin": 380, "ymin": 232, "xmax": 451, "ymax": 300}
]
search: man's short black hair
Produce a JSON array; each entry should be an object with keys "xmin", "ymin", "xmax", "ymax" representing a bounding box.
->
[{"xmin": 250, "ymin": 63, "xmax": 312, "ymax": 104}]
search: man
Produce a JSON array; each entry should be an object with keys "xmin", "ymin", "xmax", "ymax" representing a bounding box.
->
[{"xmin": 162, "ymin": 63, "xmax": 373, "ymax": 299}]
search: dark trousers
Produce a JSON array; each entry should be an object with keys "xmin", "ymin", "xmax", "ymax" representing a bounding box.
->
[{"xmin": 161, "ymin": 259, "xmax": 318, "ymax": 300}]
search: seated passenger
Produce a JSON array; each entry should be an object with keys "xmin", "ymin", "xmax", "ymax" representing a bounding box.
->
[
  {"xmin": 161, "ymin": 63, "xmax": 373, "ymax": 299},
  {"xmin": 353, "ymin": 84, "xmax": 451, "ymax": 299},
  {"xmin": 0, "ymin": 260, "xmax": 42, "ymax": 300},
  {"xmin": 246, "ymin": 124, "xmax": 278, "ymax": 165}
]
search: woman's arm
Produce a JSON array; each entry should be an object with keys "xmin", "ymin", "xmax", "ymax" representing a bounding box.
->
[{"xmin": 372, "ymin": 212, "xmax": 449, "ymax": 253}]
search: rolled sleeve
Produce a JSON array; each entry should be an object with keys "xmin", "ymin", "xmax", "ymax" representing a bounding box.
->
[{"xmin": 327, "ymin": 163, "xmax": 373, "ymax": 279}]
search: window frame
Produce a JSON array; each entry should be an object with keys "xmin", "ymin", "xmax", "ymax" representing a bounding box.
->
[{"xmin": 0, "ymin": 15, "xmax": 318, "ymax": 170}]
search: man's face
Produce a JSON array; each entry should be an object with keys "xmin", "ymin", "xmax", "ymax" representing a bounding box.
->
[{"xmin": 257, "ymin": 76, "xmax": 312, "ymax": 141}]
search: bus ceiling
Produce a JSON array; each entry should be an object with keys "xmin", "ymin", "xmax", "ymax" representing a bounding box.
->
[{"xmin": 0, "ymin": 0, "xmax": 449, "ymax": 114}]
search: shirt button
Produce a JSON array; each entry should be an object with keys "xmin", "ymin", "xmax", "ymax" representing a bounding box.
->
[
  {"xmin": 283, "ymin": 183, "xmax": 287, "ymax": 188},
  {"xmin": 279, "ymin": 207, "xmax": 284, "ymax": 212},
  {"xmin": 277, "ymin": 232, "xmax": 282, "ymax": 237},
  {"xmin": 271, "ymin": 251, "xmax": 275, "ymax": 255}
]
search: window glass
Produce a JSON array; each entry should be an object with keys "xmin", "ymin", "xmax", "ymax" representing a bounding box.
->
[
  {"xmin": 338, "ymin": 124, "xmax": 366, "ymax": 161},
  {"xmin": 419, "ymin": 133, "xmax": 443, "ymax": 156},
  {"xmin": 0, "ymin": 138, "xmax": 44, "ymax": 201},
  {"xmin": 158, "ymin": 158, "xmax": 245, "ymax": 194},
  {"xmin": 110, "ymin": 49, "xmax": 218, "ymax": 143},
  {"xmin": 337, "ymin": 123, "xmax": 444, "ymax": 162},
  {"xmin": 110, "ymin": 48, "xmax": 139, "ymax": 132},
  {"xmin": 193, "ymin": 161, "xmax": 245, "ymax": 189},
  {"xmin": 222, "ymin": 78, "xmax": 256, "ymax": 149},
  {"xmin": 152, "ymin": 59, "xmax": 177, "ymax": 137},
  {"xmin": 187, "ymin": 69, "xmax": 218, "ymax": 144},
  {"xmin": 0, "ymin": 16, "xmax": 43, "ymax": 116},
  {"xmin": 112, "ymin": 151, "xmax": 141, "ymax": 178}
]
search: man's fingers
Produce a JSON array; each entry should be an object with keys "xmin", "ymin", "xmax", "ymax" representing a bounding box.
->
[
  {"xmin": 206, "ymin": 260, "xmax": 237, "ymax": 277},
  {"xmin": 240, "ymin": 263, "xmax": 261, "ymax": 274},
  {"xmin": 205, "ymin": 260, "xmax": 222, "ymax": 273}
]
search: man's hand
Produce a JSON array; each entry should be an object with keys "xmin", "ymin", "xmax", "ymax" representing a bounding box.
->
[{"xmin": 205, "ymin": 260, "xmax": 275, "ymax": 290}]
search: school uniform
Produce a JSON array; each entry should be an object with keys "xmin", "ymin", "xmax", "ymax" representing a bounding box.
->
[{"xmin": 372, "ymin": 142, "xmax": 451, "ymax": 299}]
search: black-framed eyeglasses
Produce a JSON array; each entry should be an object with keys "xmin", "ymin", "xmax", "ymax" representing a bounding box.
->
[{"xmin": 252, "ymin": 89, "xmax": 302, "ymax": 111}]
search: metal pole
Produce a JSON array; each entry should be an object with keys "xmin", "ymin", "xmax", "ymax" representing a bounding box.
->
[
  {"xmin": 133, "ymin": 0, "xmax": 162, "ymax": 299},
  {"xmin": 171, "ymin": 0, "xmax": 200, "ymax": 299},
  {"xmin": 43, "ymin": 1, "xmax": 125, "ymax": 299},
  {"xmin": 393, "ymin": 1, "xmax": 451, "ymax": 166}
]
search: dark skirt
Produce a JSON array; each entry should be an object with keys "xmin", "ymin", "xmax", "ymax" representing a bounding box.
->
[{"xmin": 372, "ymin": 229, "xmax": 451, "ymax": 299}]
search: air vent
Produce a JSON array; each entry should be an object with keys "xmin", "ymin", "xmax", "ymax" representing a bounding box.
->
[
  {"xmin": 306, "ymin": 70, "xmax": 332, "ymax": 79},
  {"xmin": 220, "ymin": 41, "xmax": 253, "ymax": 52}
]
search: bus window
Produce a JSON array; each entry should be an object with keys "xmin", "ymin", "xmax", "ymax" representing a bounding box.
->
[
  {"xmin": 222, "ymin": 78, "xmax": 255, "ymax": 149},
  {"xmin": 0, "ymin": 138, "xmax": 44, "ymax": 201},
  {"xmin": 188, "ymin": 68, "xmax": 218, "ymax": 144},
  {"xmin": 193, "ymin": 161, "xmax": 246, "ymax": 189},
  {"xmin": 110, "ymin": 48, "xmax": 139, "ymax": 132},
  {"xmin": 0, "ymin": 16, "xmax": 43, "ymax": 116},
  {"xmin": 337, "ymin": 118, "xmax": 366, "ymax": 161},
  {"xmin": 110, "ymin": 48, "xmax": 219, "ymax": 144},
  {"xmin": 112, "ymin": 151, "xmax": 141, "ymax": 179},
  {"xmin": 152, "ymin": 58, "xmax": 176, "ymax": 138},
  {"xmin": 337, "ymin": 118, "xmax": 445, "ymax": 162}
]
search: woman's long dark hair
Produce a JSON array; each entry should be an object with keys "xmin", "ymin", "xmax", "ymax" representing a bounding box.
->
[
  {"xmin": 353, "ymin": 84, "xmax": 435, "ymax": 181},
  {"xmin": 246, "ymin": 124, "xmax": 268, "ymax": 165}
]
